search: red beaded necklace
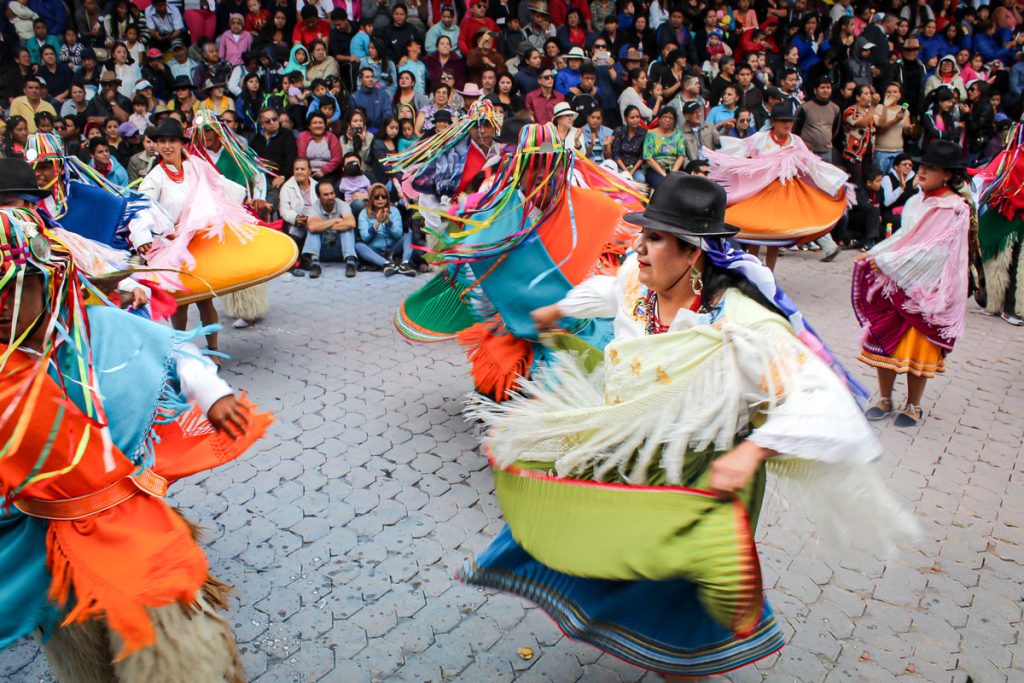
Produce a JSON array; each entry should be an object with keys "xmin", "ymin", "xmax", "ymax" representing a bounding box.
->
[{"xmin": 159, "ymin": 160, "xmax": 185, "ymax": 184}]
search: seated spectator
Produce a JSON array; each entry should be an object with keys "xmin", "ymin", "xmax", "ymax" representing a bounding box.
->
[
  {"xmin": 459, "ymin": 0, "xmax": 498, "ymax": 56},
  {"xmin": 552, "ymin": 101, "xmax": 584, "ymax": 152},
  {"xmin": 369, "ymin": 116, "xmax": 401, "ymax": 185},
  {"xmin": 251, "ymin": 107, "xmax": 298, "ymax": 207},
  {"xmin": 728, "ymin": 108, "xmax": 756, "ymax": 139},
  {"xmin": 642, "ymin": 106, "xmax": 687, "ymax": 187},
  {"xmin": 341, "ymin": 110, "xmax": 375, "ymax": 165},
  {"xmin": 844, "ymin": 165, "xmax": 884, "ymax": 250},
  {"xmin": 145, "ymin": 0, "xmax": 186, "ymax": 51},
  {"xmin": 425, "ymin": 7, "xmax": 461, "ymax": 56},
  {"xmin": 581, "ymin": 109, "xmax": 613, "ymax": 164},
  {"xmin": 398, "ymin": 118, "xmax": 420, "ymax": 151},
  {"xmin": 880, "ymin": 153, "xmax": 917, "ymax": 233},
  {"xmin": 38, "ymin": 45, "xmax": 75, "ymax": 103},
  {"xmin": 88, "ymin": 137, "xmax": 130, "ymax": 185},
  {"xmin": 297, "ymin": 111, "xmax": 343, "ymax": 180},
  {"xmin": 279, "ymin": 157, "xmax": 320, "ymax": 271},
  {"xmin": 356, "ymin": 183, "xmax": 415, "ymax": 277},
  {"xmin": 618, "ymin": 67, "xmax": 660, "ymax": 124},
  {"xmin": 555, "ymin": 46, "xmax": 587, "ymax": 95},
  {"xmin": 292, "ymin": 5, "xmax": 330, "ymax": 48},
  {"xmin": 466, "ymin": 28, "xmax": 507, "ymax": 86},
  {"xmin": 27, "ymin": 18, "xmax": 62, "ymax": 65},
  {"xmin": 610, "ymin": 104, "xmax": 647, "ymax": 181},
  {"xmin": 338, "ymin": 152, "xmax": 373, "ymax": 216},
  {"xmin": 393, "ymin": 71, "xmax": 430, "ymax": 117},
  {"xmin": 349, "ymin": 67, "xmax": 394, "ymax": 131},
  {"xmin": 707, "ymin": 84, "xmax": 741, "ymax": 133},
  {"xmin": 33, "ymin": 111, "xmax": 56, "ymax": 135},
  {"xmin": 298, "ymin": 179, "xmax": 359, "ymax": 278},
  {"xmin": 10, "ymin": 76, "xmax": 57, "ymax": 133},
  {"xmin": 922, "ymin": 86, "xmax": 961, "ymax": 146},
  {"xmin": 417, "ymin": 85, "xmax": 460, "ymax": 135},
  {"xmin": 2, "ymin": 116, "xmax": 29, "ymax": 158},
  {"xmin": 680, "ymin": 100, "xmax": 721, "ymax": 162},
  {"xmin": 525, "ymin": 67, "xmax": 565, "ymax": 124},
  {"xmin": 925, "ymin": 55, "xmax": 968, "ymax": 101},
  {"xmin": 425, "ymin": 36, "xmax": 467, "ymax": 90},
  {"xmin": 127, "ymin": 128, "xmax": 158, "ymax": 182},
  {"xmin": 218, "ymin": 13, "xmax": 254, "ymax": 66},
  {"xmin": 361, "ymin": 38, "xmax": 399, "ymax": 97},
  {"xmin": 556, "ymin": 9, "xmax": 589, "ymax": 52}
]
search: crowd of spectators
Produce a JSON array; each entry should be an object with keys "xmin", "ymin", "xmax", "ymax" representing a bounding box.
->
[{"xmin": 2, "ymin": 0, "xmax": 1023, "ymax": 272}]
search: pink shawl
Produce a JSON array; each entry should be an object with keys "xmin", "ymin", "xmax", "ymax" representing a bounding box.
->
[
  {"xmin": 867, "ymin": 193, "xmax": 970, "ymax": 342},
  {"xmin": 145, "ymin": 157, "xmax": 258, "ymax": 290},
  {"xmin": 705, "ymin": 132, "xmax": 849, "ymax": 203}
]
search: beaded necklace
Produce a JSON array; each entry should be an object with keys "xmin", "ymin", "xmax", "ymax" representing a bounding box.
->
[
  {"xmin": 641, "ymin": 288, "xmax": 703, "ymax": 335},
  {"xmin": 159, "ymin": 160, "xmax": 185, "ymax": 184}
]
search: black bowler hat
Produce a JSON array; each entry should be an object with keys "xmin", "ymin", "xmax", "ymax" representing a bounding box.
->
[
  {"xmin": 495, "ymin": 116, "xmax": 530, "ymax": 145},
  {"xmin": 770, "ymin": 102, "xmax": 796, "ymax": 121},
  {"xmin": 919, "ymin": 139, "xmax": 965, "ymax": 170},
  {"xmin": 171, "ymin": 75, "xmax": 195, "ymax": 91},
  {"xmin": 0, "ymin": 159, "xmax": 49, "ymax": 198},
  {"xmin": 151, "ymin": 117, "xmax": 188, "ymax": 141},
  {"xmin": 624, "ymin": 173, "xmax": 738, "ymax": 242}
]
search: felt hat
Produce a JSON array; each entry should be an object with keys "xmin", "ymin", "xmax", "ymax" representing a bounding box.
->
[
  {"xmin": 919, "ymin": 140, "xmax": 965, "ymax": 170},
  {"xmin": 0, "ymin": 158, "xmax": 50, "ymax": 198},
  {"xmin": 770, "ymin": 102, "xmax": 796, "ymax": 120},
  {"xmin": 150, "ymin": 117, "xmax": 188, "ymax": 141},
  {"xmin": 171, "ymin": 75, "xmax": 195, "ymax": 91},
  {"xmin": 495, "ymin": 116, "xmax": 531, "ymax": 145},
  {"xmin": 624, "ymin": 173, "xmax": 738, "ymax": 242}
]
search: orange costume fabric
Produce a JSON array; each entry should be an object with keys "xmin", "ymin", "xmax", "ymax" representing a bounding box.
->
[{"xmin": 0, "ymin": 348, "xmax": 271, "ymax": 658}]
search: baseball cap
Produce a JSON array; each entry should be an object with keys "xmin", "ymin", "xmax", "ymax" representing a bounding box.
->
[
  {"xmin": 134, "ymin": 79, "xmax": 153, "ymax": 92},
  {"xmin": 682, "ymin": 100, "xmax": 702, "ymax": 114}
]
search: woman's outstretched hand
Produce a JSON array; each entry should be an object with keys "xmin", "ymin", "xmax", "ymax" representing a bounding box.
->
[{"xmin": 531, "ymin": 304, "xmax": 563, "ymax": 332}]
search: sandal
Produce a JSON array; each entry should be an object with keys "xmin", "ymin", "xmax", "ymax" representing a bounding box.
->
[
  {"xmin": 865, "ymin": 397, "xmax": 893, "ymax": 421},
  {"xmin": 894, "ymin": 404, "xmax": 924, "ymax": 428}
]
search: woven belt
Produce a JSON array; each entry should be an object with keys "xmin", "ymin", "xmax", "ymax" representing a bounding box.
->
[{"xmin": 14, "ymin": 470, "xmax": 169, "ymax": 521}]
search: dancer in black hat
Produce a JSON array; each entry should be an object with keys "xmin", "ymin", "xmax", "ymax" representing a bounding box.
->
[
  {"xmin": 852, "ymin": 140, "xmax": 975, "ymax": 427},
  {"xmin": 463, "ymin": 172, "xmax": 914, "ymax": 680}
]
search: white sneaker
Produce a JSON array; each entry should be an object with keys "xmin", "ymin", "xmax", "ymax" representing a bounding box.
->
[{"xmin": 232, "ymin": 318, "xmax": 251, "ymax": 329}]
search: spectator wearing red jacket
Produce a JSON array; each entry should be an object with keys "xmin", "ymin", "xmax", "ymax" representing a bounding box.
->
[
  {"xmin": 458, "ymin": 0, "xmax": 498, "ymax": 56},
  {"xmin": 293, "ymin": 5, "xmax": 331, "ymax": 48},
  {"xmin": 550, "ymin": 0, "xmax": 593, "ymax": 33}
]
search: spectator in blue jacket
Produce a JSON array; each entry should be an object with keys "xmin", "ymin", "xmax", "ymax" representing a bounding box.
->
[
  {"xmin": 972, "ymin": 21, "xmax": 1019, "ymax": 66},
  {"xmin": 356, "ymin": 183, "xmax": 416, "ymax": 276},
  {"xmin": 349, "ymin": 67, "xmax": 395, "ymax": 131},
  {"xmin": 555, "ymin": 46, "xmax": 587, "ymax": 95}
]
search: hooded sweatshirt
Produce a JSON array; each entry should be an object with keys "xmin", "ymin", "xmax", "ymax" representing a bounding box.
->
[{"xmin": 924, "ymin": 56, "xmax": 967, "ymax": 101}]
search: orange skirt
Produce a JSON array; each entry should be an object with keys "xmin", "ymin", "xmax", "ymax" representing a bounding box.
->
[{"xmin": 858, "ymin": 327, "xmax": 945, "ymax": 377}]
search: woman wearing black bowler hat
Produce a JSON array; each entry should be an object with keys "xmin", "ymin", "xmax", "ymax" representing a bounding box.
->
[
  {"xmin": 462, "ymin": 172, "xmax": 914, "ymax": 680},
  {"xmin": 853, "ymin": 139, "xmax": 974, "ymax": 428}
]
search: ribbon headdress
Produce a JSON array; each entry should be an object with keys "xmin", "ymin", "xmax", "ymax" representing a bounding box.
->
[{"xmin": 0, "ymin": 206, "xmax": 117, "ymax": 494}]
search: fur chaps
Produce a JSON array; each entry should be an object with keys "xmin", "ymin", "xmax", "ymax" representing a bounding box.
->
[
  {"xmin": 221, "ymin": 285, "xmax": 268, "ymax": 322},
  {"xmin": 42, "ymin": 513, "xmax": 245, "ymax": 683}
]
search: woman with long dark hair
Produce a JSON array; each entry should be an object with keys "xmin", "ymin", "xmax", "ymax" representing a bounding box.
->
[
  {"xmin": 922, "ymin": 85, "xmax": 961, "ymax": 145},
  {"xmin": 3, "ymin": 116, "xmax": 29, "ymax": 158},
  {"xmin": 235, "ymin": 71, "xmax": 265, "ymax": 133}
]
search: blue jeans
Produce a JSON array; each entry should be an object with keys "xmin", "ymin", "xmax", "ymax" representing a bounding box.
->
[
  {"xmin": 305, "ymin": 230, "xmax": 356, "ymax": 261},
  {"xmin": 355, "ymin": 232, "xmax": 413, "ymax": 267},
  {"xmin": 646, "ymin": 168, "xmax": 669, "ymax": 188},
  {"xmin": 874, "ymin": 150, "xmax": 900, "ymax": 175}
]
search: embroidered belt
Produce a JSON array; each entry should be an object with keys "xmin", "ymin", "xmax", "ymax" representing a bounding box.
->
[{"xmin": 14, "ymin": 470, "xmax": 170, "ymax": 521}]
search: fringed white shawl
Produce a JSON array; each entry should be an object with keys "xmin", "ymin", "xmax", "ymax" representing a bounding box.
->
[{"xmin": 470, "ymin": 290, "xmax": 918, "ymax": 552}]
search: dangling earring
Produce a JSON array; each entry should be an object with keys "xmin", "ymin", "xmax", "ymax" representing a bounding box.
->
[{"xmin": 691, "ymin": 264, "xmax": 703, "ymax": 296}]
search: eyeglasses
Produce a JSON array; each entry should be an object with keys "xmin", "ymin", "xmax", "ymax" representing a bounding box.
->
[{"xmin": 738, "ymin": 117, "xmax": 750, "ymax": 122}]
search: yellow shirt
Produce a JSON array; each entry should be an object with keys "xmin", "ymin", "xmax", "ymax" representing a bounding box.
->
[{"xmin": 9, "ymin": 96, "xmax": 57, "ymax": 133}]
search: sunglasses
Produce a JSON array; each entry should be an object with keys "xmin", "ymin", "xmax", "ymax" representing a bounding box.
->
[
  {"xmin": 540, "ymin": 73, "xmax": 554, "ymax": 79},
  {"xmin": 594, "ymin": 43, "xmax": 607, "ymax": 48},
  {"xmin": 738, "ymin": 117, "xmax": 751, "ymax": 122},
  {"xmin": 263, "ymin": 116, "xmax": 279, "ymax": 123},
  {"xmin": 372, "ymin": 194, "xmax": 387, "ymax": 199}
]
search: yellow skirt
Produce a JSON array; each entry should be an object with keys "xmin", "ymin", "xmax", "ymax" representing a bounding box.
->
[{"xmin": 858, "ymin": 327, "xmax": 945, "ymax": 378}]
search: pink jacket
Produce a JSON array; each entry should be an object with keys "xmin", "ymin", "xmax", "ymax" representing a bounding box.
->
[{"xmin": 218, "ymin": 30, "xmax": 253, "ymax": 67}]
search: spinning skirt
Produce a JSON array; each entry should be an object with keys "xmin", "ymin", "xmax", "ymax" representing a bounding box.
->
[
  {"xmin": 852, "ymin": 260, "xmax": 951, "ymax": 378},
  {"xmin": 461, "ymin": 527, "xmax": 785, "ymax": 677}
]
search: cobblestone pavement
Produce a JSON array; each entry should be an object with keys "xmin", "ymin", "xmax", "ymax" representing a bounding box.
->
[{"xmin": 5, "ymin": 253, "xmax": 1023, "ymax": 683}]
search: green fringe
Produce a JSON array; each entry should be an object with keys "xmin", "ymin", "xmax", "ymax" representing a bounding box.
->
[
  {"xmin": 398, "ymin": 271, "xmax": 480, "ymax": 339},
  {"xmin": 979, "ymin": 211, "xmax": 1024, "ymax": 261}
]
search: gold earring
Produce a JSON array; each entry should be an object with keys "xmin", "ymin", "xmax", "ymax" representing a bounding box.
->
[{"xmin": 691, "ymin": 264, "xmax": 703, "ymax": 296}]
